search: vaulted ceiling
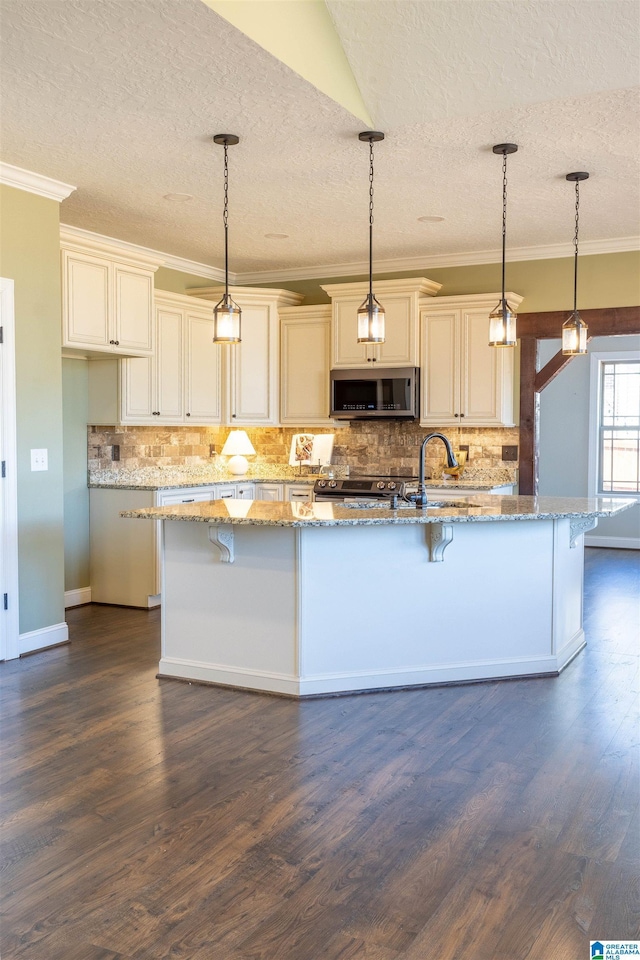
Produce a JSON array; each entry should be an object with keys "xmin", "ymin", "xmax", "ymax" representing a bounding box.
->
[{"xmin": 1, "ymin": 0, "xmax": 638, "ymax": 281}]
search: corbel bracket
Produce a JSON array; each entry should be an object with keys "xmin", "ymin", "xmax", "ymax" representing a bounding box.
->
[
  {"xmin": 427, "ymin": 523, "xmax": 454, "ymax": 562},
  {"xmin": 569, "ymin": 516, "xmax": 598, "ymax": 548},
  {"xmin": 208, "ymin": 524, "xmax": 235, "ymax": 563}
]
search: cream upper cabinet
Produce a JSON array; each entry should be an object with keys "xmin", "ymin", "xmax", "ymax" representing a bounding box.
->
[
  {"xmin": 185, "ymin": 309, "xmax": 223, "ymax": 423},
  {"xmin": 121, "ymin": 292, "xmax": 221, "ymax": 425},
  {"xmin": 280, "ymin": 305, "xmax": 334, "ymax": 425},
  {"xmin": 321, "ymin": 277, "xmax": 441, "ymax": 369},
  {"xmin": 61, "ymin": 231, "xmax": 160, "ymax": 358},
  {"xmin": 420, "ymin": 293, "xmax": 523, "ymax": 427},
  {"xmin": 187, "ymin": 285, "xmax": 304, "ymax": 426}
]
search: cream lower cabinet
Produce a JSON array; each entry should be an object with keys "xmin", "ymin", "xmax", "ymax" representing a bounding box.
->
[
  {"xmin": 61, "ymin": 231, "xmax": 160, "ymax": 358},
  {"xmin": 254, "ymin": 483, "xmax": 283, "ymax": 501},
  {"xmin": 321, "ymin": 277, "xmax": 441, "ymax": 369},
  {"xmin": 420, "ymin": 293, "xmax": 523, "ymax": 427},
  {"xmin": 90, "ymin": 486, "xmax": 216, "ymax": 607},
  {"xmin": 188, "ymin": 285, "xmax": 304, "ymax": 425},
  {"xmin": 280, "ymin": 306, "xmax": 335, "ymax": 425},
  {"xmin": 121, "ymin": 291, "xmax": 222, "ymax": 425}
]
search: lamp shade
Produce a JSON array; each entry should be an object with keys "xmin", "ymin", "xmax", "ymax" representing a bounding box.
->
[{"xmin": 221, "ymin": 430, "xmax": 256, "ymax": 475}]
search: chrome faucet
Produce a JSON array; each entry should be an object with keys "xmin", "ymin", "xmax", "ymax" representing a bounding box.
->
[{"xmin": 409, "ymin": 433, "xmax": 458, "ymax": 508}]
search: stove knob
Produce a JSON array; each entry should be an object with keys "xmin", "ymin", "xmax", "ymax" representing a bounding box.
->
[
  {"xmin": 317, "ymin": 479, "xmax": 327, "ymax": 488},
  {"xmin": 329, "ymin": 480, "xmax": 338, "ymax": 488},
  {"xmin": 376, "ymin": 481, "xmax": 386, "ymax": 489},
  {"xmin": 387, "ymin": 481, "xmax": 397, "ymax": 490}
]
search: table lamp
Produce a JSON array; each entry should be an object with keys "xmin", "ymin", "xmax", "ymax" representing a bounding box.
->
[{"xmin": 221, "ymin": 429, "xmax": 255, "ymax": 475}]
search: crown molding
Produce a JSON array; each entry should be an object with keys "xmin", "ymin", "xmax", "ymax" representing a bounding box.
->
[
  {"xmin": 1, "ymin": 162, "xmax": 76, "ymax": 202},
  {"xmin": 57, "ymin": 222, "xmax": 639, "ymax": 287},
  {"xmin": 236, "ymin": 236, "xmax": 640, "ymax": 285},
  {"xmin": 187, "ymin": 285, "xmax": 304, "ymax": 308},
  {"xmin": 60, "ymin": 223, "xmax": 227, "ymax": 281}
]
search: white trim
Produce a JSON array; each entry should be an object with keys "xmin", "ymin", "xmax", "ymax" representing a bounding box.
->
[
  {"xmin": 60, "ymin": 225, "xmax": 164, "ymax": 271},
  {"xmin": 238, "ymin": 237, "xmax": 640, "ymax": 285},
  {"xmin": 0, "ymin": 278, "xmax": 19, "ymax": 661},
  {"xmin": 19, "ymin": 621, "xmax": 69, "ymax": 656},
  {"xmin": 584, "ymin": 535, "xmax": 640, "ymax": 550},
  {"xmin": 1, "ymin": 162, "xmax": 76, "ymax": 202},
  {"xmin": 158, "ymin": 651, "xmax": 568, "ymax": 697},
  {"xmin": 59, "ymin": 224, "xmax": 640, "ymax": 287},
  {"xmin": 588, "ymin": 349, "xmax": 640, "ymax": 501},
  {"xmin": 64, "ymin": 586, "xmax": 92, "ymax": 608}
]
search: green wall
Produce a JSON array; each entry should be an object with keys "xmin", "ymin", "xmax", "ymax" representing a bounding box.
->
[
  {"xmin": 157, "ymin": 250, "xmax": 640, "ymax": 312},
  {"xmin": 62, "ymin": 358, "xmax": 90, "ymax": 591},
  {"xmin": 0, "ymin": 185, "xmax": 65, "ymax": 634}
]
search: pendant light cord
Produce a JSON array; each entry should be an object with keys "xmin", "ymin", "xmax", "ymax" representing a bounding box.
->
[
  {"xmin": 501, "ymin": 150, "xmax": 508, "ymax": 304},
  {"xmin": 368, "ymin": 140, "xmax": 374, "ymax": 301},
  {"xmin": 573, "ymin": 180, "xmax": 580, "ymax": 313},
  {"xmin": 223, "ymin": 142, "xmax": 229, "ymax": 300}
]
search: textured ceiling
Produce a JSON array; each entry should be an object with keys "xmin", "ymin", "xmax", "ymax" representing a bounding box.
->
[{"xmin": 1, "ymin": 0, "xmax": 638, "ymax": 278}]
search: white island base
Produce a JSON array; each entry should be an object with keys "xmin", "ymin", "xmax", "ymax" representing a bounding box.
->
[{"xmin": 158, "ymin": 515, "xmax": 587, "ymax": 697}]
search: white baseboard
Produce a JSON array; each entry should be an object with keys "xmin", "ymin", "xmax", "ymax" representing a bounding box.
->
[
  {"xmin": 584, "ymin": 536, "xmax": 640, "ymax": 550},
  {"xmin": 65, "ymin": 586, "xmax": 92, "ymax": 607},
  {"xmin": 158, "ymin": 653, "xmax": 562, "ymax": 698},
  {"xmin": 19, "ymin": 621, "xmax": 69, "ymax": 655}
]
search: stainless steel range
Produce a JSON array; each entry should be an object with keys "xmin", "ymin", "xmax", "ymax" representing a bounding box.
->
[{"xmin": 313, "ymin": 475, "xmax": 417, "ymax": 503}]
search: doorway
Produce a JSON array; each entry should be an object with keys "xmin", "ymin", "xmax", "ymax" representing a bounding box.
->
[{"xmin": 0, "ymin": 277, "xmax": 19, "ymax": 660}]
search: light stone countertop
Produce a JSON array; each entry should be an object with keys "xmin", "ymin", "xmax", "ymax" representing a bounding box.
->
[
  {"xmin": 89, "ymin": 467, "xmax": 515, "ymax": 492},
  {"xmin": 120, "ymin": 495, "xmax": 634, "ymax": 527}
]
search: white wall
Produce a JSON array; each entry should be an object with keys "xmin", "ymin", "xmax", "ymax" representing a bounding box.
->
[{"xmin": 538, "ymin": 335, "xmax": 640, "ymax": 547}]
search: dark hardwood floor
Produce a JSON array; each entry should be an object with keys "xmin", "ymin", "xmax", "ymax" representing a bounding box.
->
[{"xmin": 1, "ymin": 547, "xmax": 638, "ymax": 959}]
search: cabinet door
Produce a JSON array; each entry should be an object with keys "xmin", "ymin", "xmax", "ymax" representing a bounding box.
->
[
  {"xmin": 114, "ymin": 266, "xmax": 154, "ymax": 355},
  {"xmin": 461, "ymin": 310, "xmax": 514, "ymax": 426},
  {"xmin": 185, "ymin": 312, "xmax": 222, "ymax": 423},
  {"xmin": 281, "ymin": 316, "xmax": 331, "ymax": 424},
  {"xmin": 254, "ymin": 483, "xmax": 283, "ymax": 501},
  {"xmin": 230, "ymin": 303, "xmax": 278, "ymax": 424},
  {"xmin": 235, "ymin": 483, "xmax": 255, "ymax": 500},
  {"xmin": 156, "ymin": 308, "xmax": 183, "ymax": 421},
  {"xmin": 420, "ymin": 310, "xmax": 460, "ymax": 425},
  {"xmin": 121, "ymin": 356, "xmax": 154, "ymax": 422},
  {"xmin": 375, "ymin": 295, "xmax": 418, "ymax": 367},
  {"xmin": 63, "ymin": 251, "xmax": 110, "ymax": 349},
  {"xmin": 331, "ymin": 300, "xmax": 369, "ymax": 368}
]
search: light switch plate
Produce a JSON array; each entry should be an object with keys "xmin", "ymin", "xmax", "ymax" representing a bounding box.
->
[{"xmin": 30, "ymin": 448, "xmax": 48, "ymax": 471}]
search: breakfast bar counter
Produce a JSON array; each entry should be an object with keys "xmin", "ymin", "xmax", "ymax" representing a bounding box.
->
[{"xmin": 123, "ymin": 496, "xmax": 632, "ymax": 697}]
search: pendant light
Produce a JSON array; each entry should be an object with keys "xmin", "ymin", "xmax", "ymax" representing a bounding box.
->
[
  {"xmin": 357, "ymin": 131, "xmax": 385, "ymax": 343},
  {"xmin": 212, "ymin": 133, "xmax": 241, "ymax": 343},
  {"xmin": 562, "ymin": 172, "xmax": 590, "ymax": 355},
  {"xmin": 489, "ymin": 143, "xmax": 518, "ymax": 347}
]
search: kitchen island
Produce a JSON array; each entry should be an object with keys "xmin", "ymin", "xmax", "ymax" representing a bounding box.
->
[{"xmin": 122, "ymin": 496, "xmax": 632, "ymax": 697}]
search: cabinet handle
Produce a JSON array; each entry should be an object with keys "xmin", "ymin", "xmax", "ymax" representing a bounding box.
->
[
  {"xmin": 186, "ymin": 412, "xmax": 191, "ymax": 417},
  {"xmin": 232, "ymin": 413, "xmax": 236, "ymax": 418},
  {"xmin": 460, "ymin": 413, "xmax": 465, "ymax": 418},
  {"xmin": 109, "ymin": 340, "xmax": 115, "ymax": 345},
  {"xmin": 115, "ymin": 340, "xmax": 119, "ymax": 345},
  {"xmin": 454, "ymin": 413, "xmax": 459, "ymax": 417},
  {"xmin": 182, "ymin": 499, "xmax": 195, "ymax": 503}
]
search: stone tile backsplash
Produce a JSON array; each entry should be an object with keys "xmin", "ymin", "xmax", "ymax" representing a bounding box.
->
[{"xmin": 88, "ymin": 422, "xmax": 519, "ymax": 483}]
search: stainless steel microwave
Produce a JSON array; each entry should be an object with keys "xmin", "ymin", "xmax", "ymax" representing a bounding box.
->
[{"xmin": 330, "ymin": 367, "xmax": 419, "ymax": 420}]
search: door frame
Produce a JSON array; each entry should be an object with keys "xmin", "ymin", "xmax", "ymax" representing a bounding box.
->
[{"xmin": 0, "ymin": 277, "xmax": 19, "ymax": 660}]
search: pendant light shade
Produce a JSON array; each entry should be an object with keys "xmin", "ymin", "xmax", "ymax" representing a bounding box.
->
[
  {"xmin": 489, "ymin": 143, "xmax": 518, "ymax": 347},
  {"xmin": 357, "ymin": 131, "xmax": 385, "ymax": 344},
  {"xmin": 562, "ymin": 171, "xmax": 590, "ymax": 356},
  {"xmin": 212, "ymin": 134, "xmax": 241, "ymax": 343}
]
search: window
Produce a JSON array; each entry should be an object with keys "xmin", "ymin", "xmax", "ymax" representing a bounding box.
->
[{"xmin": 596, "ymin": 359, "xmax": 640, "ymax": 496}]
